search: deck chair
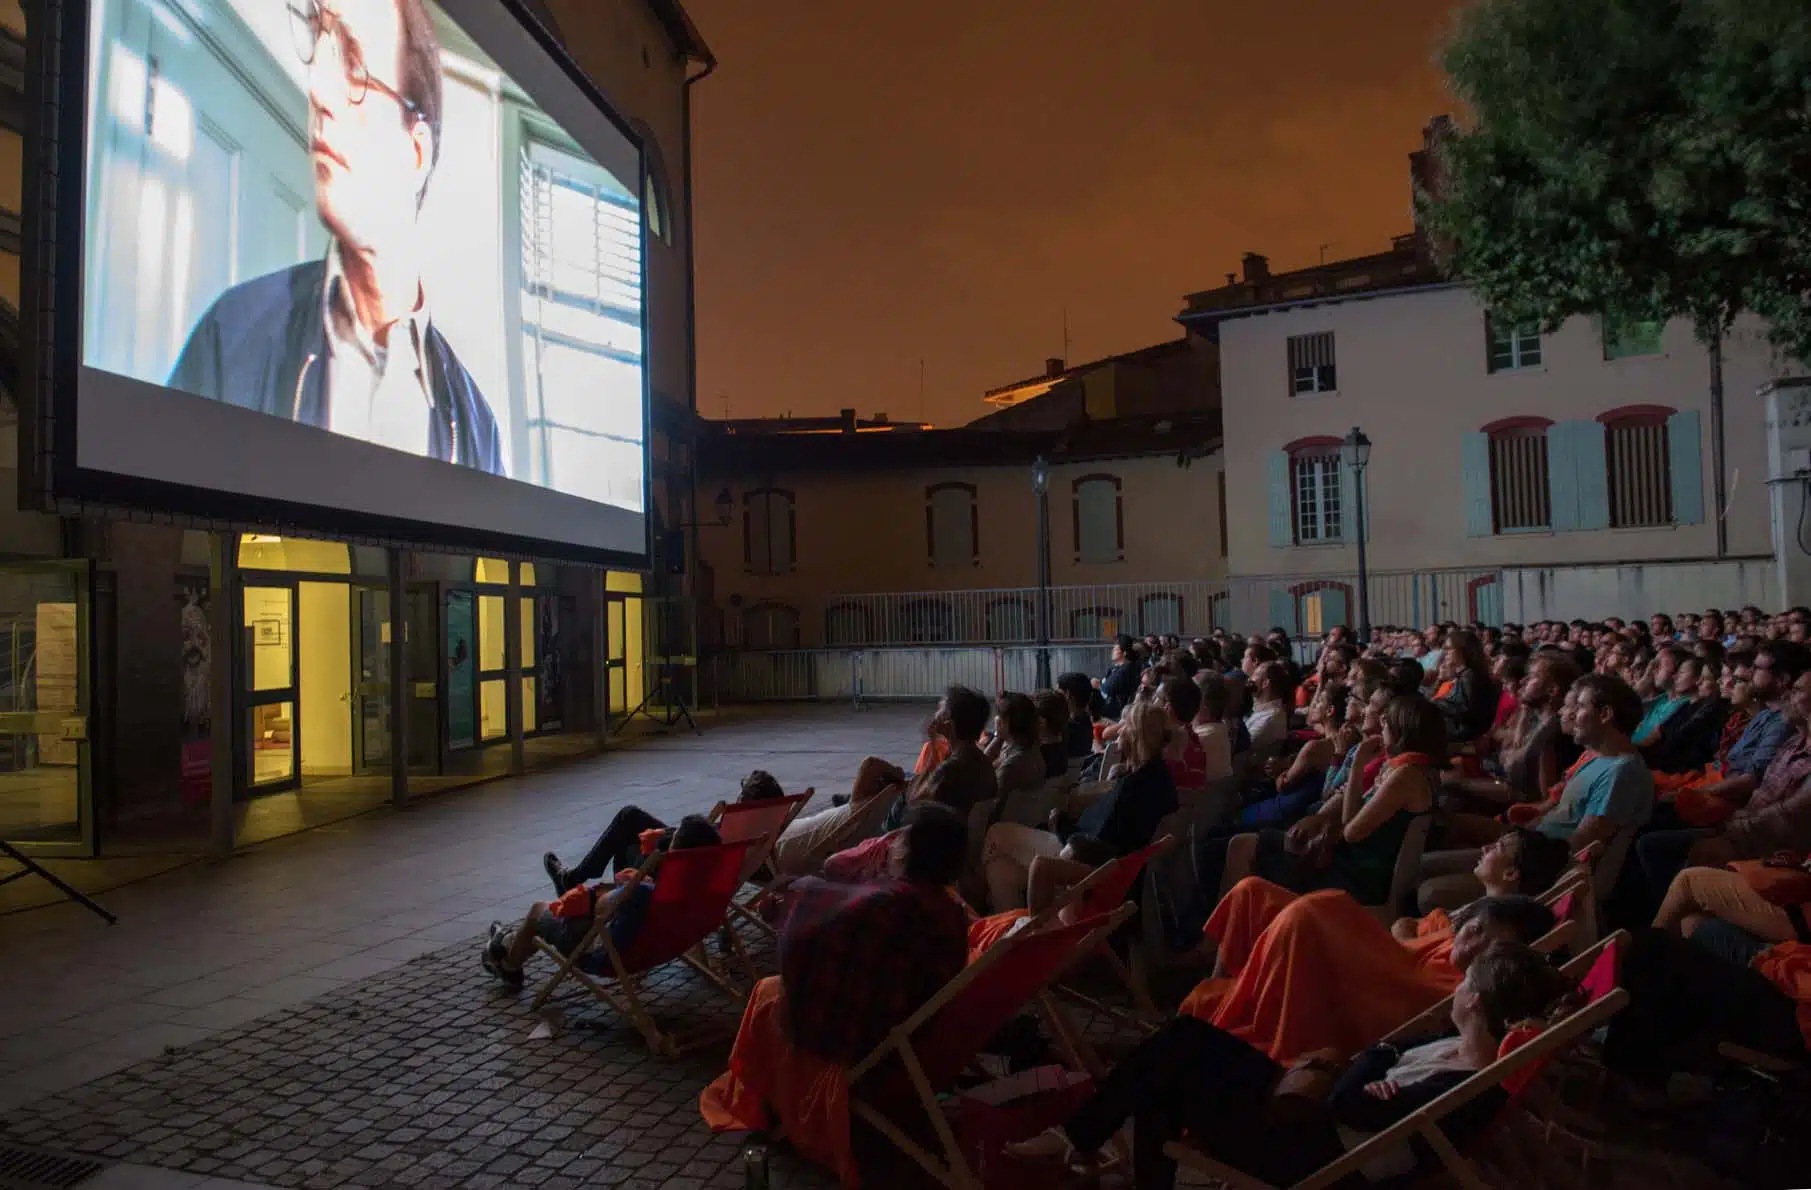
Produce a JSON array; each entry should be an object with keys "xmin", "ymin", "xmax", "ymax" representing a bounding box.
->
[
  {"xmin": 713, "ymin": 792, "xmax": 813, "ymax": 934},
  {"xmin": 1028, "ymin": 835, "xmax": 1177, "ymax": 1024},
  {"xmin": 529, "ymin": 837, "xmax": 761, "ymax": 1056},
  {"xmin": 847, "ymin": 905, "xmax": 1136, "ymax": 1190},
  {"xmin": 1164, "ymin": 930, "xmax": 1632, "ymax": 1190},
  {"xmin": 1363, "ymin": 813, "xmax": 1436, "ymax": 924}
]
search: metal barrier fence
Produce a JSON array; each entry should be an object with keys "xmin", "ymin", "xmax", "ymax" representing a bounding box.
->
[
  {"xmin": 709, "ymin": 645, "xmax": 1116, "ymax": 704},
  {"xmin": 729, "ymin": 569, "xmax": 1505, "ymax": 650}
]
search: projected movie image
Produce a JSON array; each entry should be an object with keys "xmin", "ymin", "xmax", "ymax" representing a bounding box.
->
[{"xmin": 79, "ymin": 0, "xmax": 647, "ymax": 553}]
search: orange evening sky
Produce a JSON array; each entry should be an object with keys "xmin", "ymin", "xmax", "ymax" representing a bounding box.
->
[{"xmin": 683, "ymin": 0, "xmax": 1459, "ymax": 427}]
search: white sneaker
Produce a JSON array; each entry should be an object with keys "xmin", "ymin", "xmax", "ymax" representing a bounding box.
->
[{"xmin": 1003, "ymin": 1127, "xmax": 1078, "ymax": 1164}]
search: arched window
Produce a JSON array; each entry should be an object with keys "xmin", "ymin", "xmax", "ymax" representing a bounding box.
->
[
  {"xmin": 743, "ymin": 488, "xmax": 796, "ymax": 575},
  {"xmin": 634, "ymin": 121, "xmax": 675, "ymax": 247},
  {"xmin": 1289, "ymin": 580, "xmax": 1353, "ymax": 637},
  {"xmin": 985, "ymin": 596, "xmax": 1033, "ymax": 643},
  {"xmin": 742, "ymin": 602, "xmax": 801, "ymax": 651},
  {"xmin": 1070, "ymin": 606, "xmax": 1123, "ymax": 642},
  {"xmin": 926, "ymin": 482, "xmax": 979, "ymax": 569},
  {"xmin": 900, "ymin": 598, "xmax": 954, "ymax": 644},
  {"xmin": 1138, "ymin": 593, "xmax": 1184, "ymax": 637},
  {"xmin": 1483, "ymin": 416, "xmax": 1553, "ymax": 532},
  {"xmin": 1599, "ymin": 405, "xmax": 1675, "ymax": 528},
  {"xmin": 1072, "ymin": 474, "xmax": 1124, "ymax": 565},
  {"xmin": 825, "ymin": 602, "xmax": 874, "ymax": 646}
]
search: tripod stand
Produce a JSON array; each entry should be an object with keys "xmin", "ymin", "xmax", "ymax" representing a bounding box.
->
[
  {"xmin": 613, "ymin": 654, "xmax": 701, "ymax": 736},
  {"xmin": 0, "ymin": 840, "xmax": 118, "ymax": 924}
]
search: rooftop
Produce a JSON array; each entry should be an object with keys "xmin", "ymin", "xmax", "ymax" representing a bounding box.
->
[{"xmin": 982, "ymin": 338, "xmax": 1195, "ymax": 404}]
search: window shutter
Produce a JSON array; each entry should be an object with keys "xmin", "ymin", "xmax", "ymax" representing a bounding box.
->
[
  {"xmin": 1075, "ymin": 479, "xmax": 1120, "ymax": 564},
  {"xmin": 768, "ymin": 495, "xmax": 794, "ymax": 572},
  {"xmin": 1475, "ymin": 580, "xmax": 1504, "ymax": 627},
  {"xmin": 1548, "ymin": 421, "xmax": 1580, "ymax": 532},
  {"xmin": 1267, "ymin": 453, "xmax": 1292, "ymax": 547},
  {"xmin": 1268, "ymin": 589, "xmax": 1298, "ymax": 637},
  {"xmin": 1462, "ymin": 431, "xmax": 1493, "ymax": 537},
  {"xmin": 1574, "ymin": 419, "xmax": 1611, "ymax": 530},
  {"xmin": 1668, "ymin": 409, "xmax": 1705, "ymax": 525},
  {"xmin": 1338, "ymin": 460, "xmax": 1359, "ymax": 544},
  {"xmin": 1319, "ymin": 587, "xmax": 1348, "ymax": 630}
]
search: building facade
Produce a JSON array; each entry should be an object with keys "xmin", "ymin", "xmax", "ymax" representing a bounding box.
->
[{"xmin": 0, "ymin": 0, "xmax": 711, "ymax": 865}]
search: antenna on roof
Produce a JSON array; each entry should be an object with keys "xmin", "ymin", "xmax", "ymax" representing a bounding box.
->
[
  {"xmin": 1062, "ymin": 307, "xmax": 1071, "ymax": 362},
  {"xmin": 1319, "ymin": 242, "xmax": 1338, "ymax": 265},
  {"xmin": 919, "ymin": 357, "xmax": 925, "ymax": 424}
]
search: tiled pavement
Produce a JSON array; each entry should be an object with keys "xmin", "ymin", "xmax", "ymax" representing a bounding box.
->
[{"xmin": 0, "ymin": 705, "xmax": 932, "ymax": 1188}]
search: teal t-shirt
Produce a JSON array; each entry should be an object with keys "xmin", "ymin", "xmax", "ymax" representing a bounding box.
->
[{"xmin": 1537, "ymin": 753, "xmax": 1654, "ymax": 841}]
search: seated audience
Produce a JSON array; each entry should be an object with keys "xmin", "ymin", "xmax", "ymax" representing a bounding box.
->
[
  {"xmin": 984, "ymin": 691, "xmax": 1047, "ymax": 814},
  {"xmin": 1642, "ymin": 655, "xmax": 1728, "ymax": 776},
  {"xmin": 1433, "ymin": 629, "xmax": 1499, "ymax": 744},
  {"xmin": 1055, "ymin": 672, "xmax": 1097, "ymax": 759},
  {"xmin": 1190, "ymin": 671, "xmax": 1235, "ymax": 784},
  {"xmin": 1156, "ymin": 675, "xmax": 1208, "ymax": 789},
  {"xmin": 699, "ymin": 803, "xmax": 970, "ymax": 1187},
  {"xmin": 483, "ymin": 815, "xmax": 722, "ymax": 988},
  {"xmin": 1419, "ymin": 674, "xmax": 1654, "ymax": 911},
  {"xmin": 982, "ymin": 700, "xmax": 1175, "ymax": 910},
  {"xmin": 1244, "ymin": 660, "xmax": 1294, "ymax": 760},
  {"xmin": 1443, "ymin": 652, "xmax": 1578, "ymax": 809},
  {"xmin": 542, "ymin": 770, "xmax": 784, "ymax": 895},
  {"xmin": 1006, "ymin": 942, "xmax": 1581, "ymax": 1190},
  {"xmin": 1232, "ymin": 681, "xmax": 1349, "ymax": 829},
  {"xmin": 1033, "ymin": 690, "xmax": 1073, "ymax": 778},
  {"xmin": 1094, "ymin": 634, "xmax": 1142, "ymax": 720}
]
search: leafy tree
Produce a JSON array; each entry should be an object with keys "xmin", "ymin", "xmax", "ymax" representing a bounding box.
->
[{"xmin": 1421, "ymin": 0, "xmax": 1811, "ymax": 548}]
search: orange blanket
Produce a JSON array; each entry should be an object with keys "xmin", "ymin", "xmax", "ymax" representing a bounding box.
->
[
  {"xmin": 1753, "ymin": 941, "xmax": 1811, "ymax": 1050},
  {"xmin": 968, "ymin": 909, "xmax": 1029, "ymax": 960},
  {"xmin": 1178, "ymin": 879, "xmax": 1460, "ymax": 1063},
  {"xmin": 700, "ymin": 976, "xmax": 859, "ymax": 1188}
]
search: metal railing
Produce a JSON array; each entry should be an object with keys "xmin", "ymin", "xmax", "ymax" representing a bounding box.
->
[{"xmin": 709, "ymin": 645, "xmax": 1115, "ymax": 704}]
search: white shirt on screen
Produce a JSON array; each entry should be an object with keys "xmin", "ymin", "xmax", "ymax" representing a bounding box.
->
[{"xmin": 322, "ymin": 243, "xmax": 434, "ymax": 458}]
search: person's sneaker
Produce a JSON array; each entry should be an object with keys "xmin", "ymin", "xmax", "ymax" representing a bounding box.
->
[
  {"xmin": 482, "ymin": 922, "xmax": 524, "ymax": 989},
  {"xmin": 543, "ymin": 851, "xmax": 568, "ymax": 895},
  {"xmin": 1003, "ymin": 1128, "xmax": 1079, "ymax": 1165}
]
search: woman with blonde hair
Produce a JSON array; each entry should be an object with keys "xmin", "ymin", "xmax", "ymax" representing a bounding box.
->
[{"xmin": 982, "ymin": 699, "xmax": 1177, "ymax": 910}]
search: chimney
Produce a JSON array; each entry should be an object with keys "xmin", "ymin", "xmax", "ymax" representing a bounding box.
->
[
  {"xmin": 872, "ymin": 412, "xmax": 889, "ymax": 424},
  {"xmin": 839, "ymin": 407, "xmax": 856, "ymax": 433},
  {"xmin": 1045, "ymin": 357, "xmax": 1066, "ymax": 378},
  {"xmin": 1241, "ymin": 252, "xmax": 1270, "ymax": 283},
  {"xmin": 1224, "ymin": 273, "xmax": 1237, "ymax": 286},
  {"xmin": 1411, "ymin": 114, "xmax": 1457, "ymax": 261}
]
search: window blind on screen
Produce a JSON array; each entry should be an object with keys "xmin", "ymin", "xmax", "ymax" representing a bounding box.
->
[{"xmin": 519, "ymin": 140, "xmax": 645, "ymax": 512}]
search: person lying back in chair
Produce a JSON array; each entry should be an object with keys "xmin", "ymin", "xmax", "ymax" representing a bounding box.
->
[
  {"xmin": 481, "ymin": 815, "xmax": 722, "ymax": 990},
  {"xmin": 541, "ymin": 771, "xmax": 783, "ymax": 895}
]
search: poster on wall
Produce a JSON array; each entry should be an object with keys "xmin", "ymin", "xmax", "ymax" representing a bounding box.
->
[
  {"xmin": 177, "ymin": 578, "xmax": 211, "ymax": 802},
  {"xmin": 537, "ymin": 597, "xmax": 562, "ymax": 732},
  {"xmin": 446, "ymin": 590, "xmax": 475, "ymax": 750}
]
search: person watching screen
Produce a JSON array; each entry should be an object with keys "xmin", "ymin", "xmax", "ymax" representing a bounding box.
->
[{"xmin": 168, "ymin": 0, "xmax": 504, "ymax": 476}]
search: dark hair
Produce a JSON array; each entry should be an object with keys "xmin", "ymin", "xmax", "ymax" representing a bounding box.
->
[
  {"xmin": 995, "ymin": 692, "xmax": 1040, "ymax": 746},
  {"xmin": 1498, "ymin": 829, "xmax": 1573, "ymax": 897},
  {"xmin": 1727, "ymin": 646, "xmax": 1758, "ymax": 670},
  {"xmin": 1114, "ymin": 634, "xmax": 1137, "ymax": 653},
  {"xmin": 1693, "ymin": 639, "xmax": 1726, "ymax": 671},
  {"xmin": 1256, "ymin": 660, "xmax": 1296, "ymax": 705},
  {"xmin": 1325, "ymin": 642, "xmax": 1360, "ymax": 667},
  {"xmin": 1160, "ymin": 675, "xmax": 1201, "ymax": 724},
  {"xmin": 1572, "ymin": 673, "xmax": 1643, "ymax": 737},
  {"xmin": 1350, "ymin": 658, "xmax": 1391, "ymax": 699},
  {"xmin": 1195, "ymin": 671, "xmax": 1230, "ymax": 720},
  {"xmin": 396, "ymin": 0, "xmax": 445, "ymax": 190},
  {"xmin": 1498, "ymin": 638, "xmax": 1531, "ymax": 663},
  {"xmin": 739, "ymin": 770, "xmax": 784, "ymax": 803},
  {"xmin": 1530, "ymin": 652, "xmax": 1580, "ymax": 698},
  {"xmin": 1033, "ymin": 690, "xmax": 1069, "ymax": 740},
  {"xmin": 1466, "ymin": 942, "xmax": 1583, "ymax": 1038},
  {"xmin": 1756, "ymin": 640, "xmax": 1811, "ymax": 683},
  {"xmin": 1055, "ymin": 671, "xmax": 1093, "ymax": 714},
  {"xmin": 946, "ymin": 685, "xmax": 991, "ymax": 741},
  {"xmin": 666, "ymin": 814, "xmax": 721, "ymax": 852},
  {"xmin": 1244, "ymin": 643, "xmax": 1277, "ymax": 666},
  {"xmin": 1447, "ymin": 629, "xmax": 1490, "ymax": 678},
  {"xmin": 1452, "ymin": 894, "xmax": 1558, "ymax": 945},
  {"xmin": 901, "ymin": 801, "xmax": 966, "ymax": 885},
  {"xmin": 1173, "ymin": 650, "xmax": 1200, "ymax": 678},
  {"xmin": 1388, "ymin": 658, "xmax": 1424, "ymax": 696},
  {"xmin": 1382, "ymin": 693, "xmax": 1448, "ymax": 764},
  {"xmin": 1496, "ymin": 655, "xmax": 1528, "ymax": 690}
]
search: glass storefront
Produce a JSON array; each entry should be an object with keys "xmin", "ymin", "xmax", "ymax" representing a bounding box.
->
[{"xmin": 0, "ymin": 562, "xmax": 91, "ymax": 854}]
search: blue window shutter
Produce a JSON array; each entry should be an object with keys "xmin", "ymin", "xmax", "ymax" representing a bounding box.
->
[
  {"xmin": 1268, "ymin": 589, "xmax": 1298, "ymax": 637},
  {"xmin": 1338, "ymin": 459, "xmax": 1358, "ymax": 544},
  {"xmin": 1574, "ymin": 419, "xmax": 1611, "ymax": 530},
  {"xmin": 1320, "ymin": 587, "xmax": 1348, "ymax": 630},
  {"xmin": 1267, "ymin": 453, "xmax": 1292, "ymax": 547},
  {"xmin": 1476, "ymin": 580, "xmax": 1503, "ymax": 627},
  {"xmin": 1668, "ymin": 409, "xmax": 1705, "ymax": 525},
  {"xmin": 1461, "ymin": 431, "xmax": 1493, "ymax": 536},
  {"xmin": 1548, "ymin": 421, "xmax": 1580, "ymax": 532}
]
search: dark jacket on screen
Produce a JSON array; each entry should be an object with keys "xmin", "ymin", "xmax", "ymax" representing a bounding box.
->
[{"xmin": 168, "ymin": 259, "xmax": 505, "ymax": 476}]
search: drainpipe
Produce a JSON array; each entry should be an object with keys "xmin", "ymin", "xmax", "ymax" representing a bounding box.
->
[{"xmin": 682, "ymin": 54, "xmax": 716, "ymax": 682}]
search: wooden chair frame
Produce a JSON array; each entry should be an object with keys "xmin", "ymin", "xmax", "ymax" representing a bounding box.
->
[
  {"xmin": 529, "ymin": 838, "xmax": 762, "ymax": 1057},
  {"xmin": 1034, "ymin": 835, "xmax": 1177, "ymax": 1026},
  {"xmin": 709, "ymin": 791, "xmax": 814, "ymax": 936},
  {"xmin": 846, "ymin": 903, "xmax": 1136, "ymax": 1190},
  {"xmin": 1163, "ymin": 931, "xmax": 1632, "ymax": 1190}
]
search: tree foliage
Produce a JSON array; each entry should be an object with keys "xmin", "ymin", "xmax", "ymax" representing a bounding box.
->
[{"xmin": 1421, "ymin": 0, "xmax": 1811, "ymax": 359}]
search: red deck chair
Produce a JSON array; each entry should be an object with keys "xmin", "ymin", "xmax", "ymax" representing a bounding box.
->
[
  {"xmin": 847, "ymin": 904, "xmax": 1136, "ymax": 1190},
  {"xmin": 1165, "ymin": 931, "xmax": 1631, "ymax": 1190},
  {"xmin": 529, "ymin": 837, "xmax": 761, "ymax": 1056},
  {"xmin": 1034, "ymin": 835, "xmax": 1176, "ymax": 1023},
  {"xmin": 711, "ymin": 792, "xmax": 813, "ymax": 934}
]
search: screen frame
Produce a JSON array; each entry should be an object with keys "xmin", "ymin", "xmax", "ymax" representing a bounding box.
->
[{"xmin": 20, "ymin": 0, "xmax": 656, "ymax": 568}]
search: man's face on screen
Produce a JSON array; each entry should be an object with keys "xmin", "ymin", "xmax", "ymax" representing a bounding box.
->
[{"xmin": 306, "ymin": 0, "xmax": 429, "ymax": 254}]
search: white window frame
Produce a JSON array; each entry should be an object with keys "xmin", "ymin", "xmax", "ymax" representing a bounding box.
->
[
  {"xmin": 1290, "ymin": 452, "xmax": 1343, "ymax": 543},
  {"xmin": 1487, "ymin": 318, "xmax": 1542, "ymax": 372}
]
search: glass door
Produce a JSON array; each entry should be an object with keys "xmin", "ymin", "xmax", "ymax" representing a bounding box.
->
[
  {"xmin": 352, "ymin": 587, "xmax": 390, "ymax": 772},
  {"xmin": 243, "ymin": 584, "xmax": 298, "ymax": 793},
  {"xmin": 604, "ymin": 595, "xmax": 629, "ymax": 716},
  {"xmin": 0, "ymin": 561, "xmax": 93, "ymax": 855}
]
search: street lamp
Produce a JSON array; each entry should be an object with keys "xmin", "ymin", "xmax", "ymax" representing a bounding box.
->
[
  {"xmin": 1032, "ymin": 456, "xmax": 1052, "ymax": 689},
  {"xmin": 1341, "ymin": 427, "xmax": 1372, "ymax": 644}
]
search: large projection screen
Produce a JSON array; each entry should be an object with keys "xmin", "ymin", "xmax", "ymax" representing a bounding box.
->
[{"xmin": 36, "ymin": 0, "xmax": 650, "ymax": 564}]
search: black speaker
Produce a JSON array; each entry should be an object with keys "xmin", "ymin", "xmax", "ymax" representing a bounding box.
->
[{"xmin": 662, "ymin": 529, "xmax": 687, "ymax": 575}]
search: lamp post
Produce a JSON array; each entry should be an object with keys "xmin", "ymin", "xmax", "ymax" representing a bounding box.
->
[
  {"xmin": 1033, "ymin": 456, "xmax": 1052, "ymax": 689},
  {"xmin": 1342, "ymin": 427, "xmax": 1372, "ymax": 645}
]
